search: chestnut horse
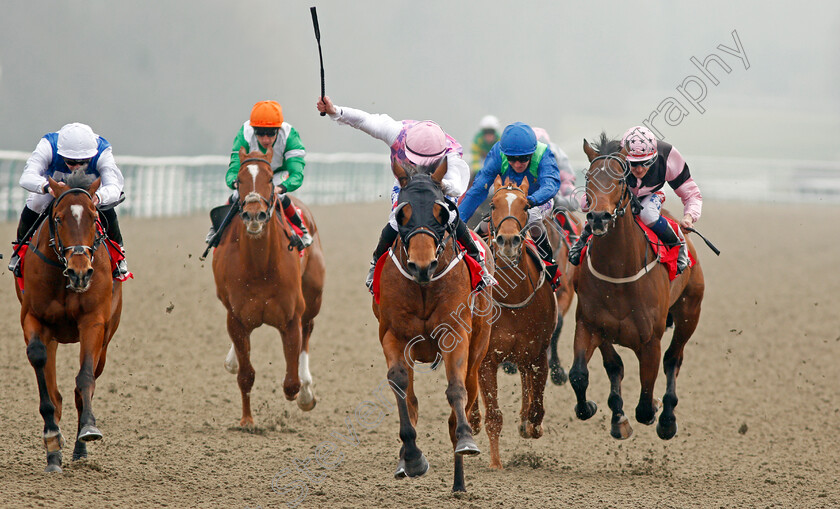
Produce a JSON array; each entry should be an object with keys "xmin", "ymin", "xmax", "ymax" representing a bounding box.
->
[
  {"xmin": 15, "ymin": 172, "xmax": 123, "ymax": 472},
  {"xmin": 470, "ymin": 175, "xmax": 557, "ymax": 469},
  {"xmin": 372, "ymin": 158, "xmax": 492, "ymax": 492},
  {"xmin": 569, "ymin": 134, "xmax": 705, "ymax": 440},
  {"xmin": 212, "ymin": 148, "xmax": 325, "ymax": 426}
]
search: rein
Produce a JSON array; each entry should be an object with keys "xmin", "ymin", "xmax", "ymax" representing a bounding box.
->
[{"xmin": 585, "ymin": 154, "xmax": 659, "ymax": 284}]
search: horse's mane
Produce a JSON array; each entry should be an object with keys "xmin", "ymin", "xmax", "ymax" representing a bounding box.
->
[
  {"xmin": 64, "ymin": 169, "xmax": 97, "ymax": 190},
  {"xmin": 592, "ymin": 132, "xmax": 622, "ymax": 156}
]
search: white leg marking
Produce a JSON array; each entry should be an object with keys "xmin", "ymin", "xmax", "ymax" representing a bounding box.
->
[
  {"xmin": 297, "ymin": 351, "xmax": 315, "ymax": 409},
  {"xmin": 70, "ymin": 205, "xmax": 83, "ymax": 226},
  {"xmin": 224, "ymin": 344, "xmax": 238, "ymax": 374}
]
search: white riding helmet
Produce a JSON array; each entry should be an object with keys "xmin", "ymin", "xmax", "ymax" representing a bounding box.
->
[
  {"xmin": 57, "ymin": 123, "xmax": 99, "ymax": 159},
  {"xmin": 479, "ymin": 115, "xmax": 500, "ymax": 132}
]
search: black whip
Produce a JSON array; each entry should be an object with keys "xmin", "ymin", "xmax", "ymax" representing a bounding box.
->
[
  {"xmin": 310, "ymin": 6, "xmax": 326, "ymax": 116},
  {"xmin": 684, "ymin": 227, "xmax": 721, "ymax": 256}
]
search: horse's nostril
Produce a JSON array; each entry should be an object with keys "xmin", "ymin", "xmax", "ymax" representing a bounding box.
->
[
  {"xmin": 241, "ymin": 211, "xmax": 251, "ymax": 221},
  {"xmin": 428, "ymin": 260, "xmax": 438, "ymax": 273},
  {"xmin": 406, "ymin": 261, "xmax": 417, "ymax": 273},
  {"xmin": 511, "ymin": 237, "xmax": 521, "ymax": 246},
  {"xmin": 494, "ymin": 235, "xmax": 504, "ymax": 246},
  {"xmin": 257, "ymin": 211, "xmax": 267, "ymax": 222},
  {"xmin": 586, "ymin": 212, "xmax": 593, "ymax": 221},
  {"xmin": 85, "ymin": 268, "xmax": 94, "ymax": 280}
]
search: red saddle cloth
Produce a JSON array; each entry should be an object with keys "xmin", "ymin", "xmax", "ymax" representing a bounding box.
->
[
  {"xmin": 553, "ymin": 210, "xmax": 581, "ymax": 247},
  {"xmin": 580, "ymin": 216, "xmax": 695, "ymax": 281},
  {"xmin": 523, "ymin": 238, "xmax": 562, "ymax": 289},
  {"xmin": 372, "ymin": 230, "xmax": 484, "ymax": 304},
  {"xmin": 15, "ymin": 225, "xmax": 132, "ymax": 292}
]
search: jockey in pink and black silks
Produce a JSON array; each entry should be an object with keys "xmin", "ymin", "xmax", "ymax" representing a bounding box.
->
[
  {"xmin": 568, "ymin": 126, "xmax": 702, "ymax": 274},
  {"xmin": 316, "ymin": 95, "xmax": 496, "ymax": 292}
]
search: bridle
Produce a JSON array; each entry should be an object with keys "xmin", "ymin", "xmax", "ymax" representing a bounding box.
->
[
  {"xmin": 586, "ymin": 154, "xmax": 634, "ymax": 234},
  {"xmin": 487, "ymin": 184, "xmax": 528, "ymax": 242},
  {"xmin": 487, "ymin": 184, "xmax": 547, "ymax": 308},
  {"xmin": 238, "ymin": 157, "xmax": 277, "ymax": 223},
  {"xmin": 33, "ymin": 188, "xmax": 105, "ymax": 282}
]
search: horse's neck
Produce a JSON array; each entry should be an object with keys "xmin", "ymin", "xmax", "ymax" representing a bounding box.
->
[
  {"xmin": 589, "ymin": 213, "xmax": 650, "ymax": 272},
  {"xmin": 235, "ymin": 216, "xmax": 286, "ymax": 270}
]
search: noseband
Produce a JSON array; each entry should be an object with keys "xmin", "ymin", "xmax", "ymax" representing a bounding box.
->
[
  {"xmin": 47, "ymin": 188, "xmax": 105, "ymax": 279},
  {"xmin": 239, "ymin": 157, "xmax": 277, "ymax": 223}
]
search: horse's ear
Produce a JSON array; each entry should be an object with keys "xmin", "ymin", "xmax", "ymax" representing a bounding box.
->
[
  {"xmin": 519, "ymin": 177, "xmax": 530, "ymax": 196},
  {"xmin": 493, "ymin": 174, "xmax": 503, "ymax": 191},
  {"xmin": 47, "ymin": 177, "xmax": 62, "ymax": 196},
  {"xmin": 89, "ymin": 177, "xmax": 101, "ymax": 197},
  {"xmin": 430, "ymin": 156, "xmax": 448, "ymax": 184},
  {"xmin": 583, "ymin": 139, "xmax": 599, "ymax": 162},
  {"xmin": 239, "ymin": 147, "xmax": 248, "ymax": 160},
  {"xmin": 392, "ymin": 160, "xmax": 409, "ymax": 188},
  {"xmin": 264, "ymin": 146, "xmax": 273, "ymax": 162}
]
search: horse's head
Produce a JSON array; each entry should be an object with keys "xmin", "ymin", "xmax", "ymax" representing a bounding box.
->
[
  {"xmin": 582, "ymin": 133, "xmax": 631, "ymax": 236},
  {"xmin": 489, "ymin": 175, "xmax": 530, "ymax": 259},
  {"xmin": 392, "ymin": 157, "xmax": 454, "ymax": 284},
  {"xmin": 236, "ymin": 147, "xmax": 275, "ymax": 236},
  {"xmin": 48, "ymin": 171, "xmax": 103, "ymax": 292}
]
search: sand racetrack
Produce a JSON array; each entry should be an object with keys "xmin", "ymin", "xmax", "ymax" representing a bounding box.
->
[{"xmin": 1, "ymin": 201, "xmax": 839, "ymax": 508}]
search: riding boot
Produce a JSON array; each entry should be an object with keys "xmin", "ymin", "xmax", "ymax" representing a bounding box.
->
[
  {"xmin": 568, "ymin": 223, "xmax": 593, "ymax": 266},
  {"xmin": 455, "ymin": 218, "xmax": 497, "ymax": 292},
  {"xmin": 8, "ymin": 206, "xmax": 41, "ymax": 276},
  {"xmin": 533, "ymin": 232, "xmax": 560, "ymax": 289},
  {"xmin": 100, "ymin": 208, "xmax": 129, "ymax": 278},
  {"xmin": 283, "ymin": 199, "xmax": 313, "ymax": 249},
  {"xmin": 649, "ymin": 216, "xmax": 688, "ymax": 274},
  {"xmin": 366, "ymin": 223, "xmax": 399, "ymax": 292}
]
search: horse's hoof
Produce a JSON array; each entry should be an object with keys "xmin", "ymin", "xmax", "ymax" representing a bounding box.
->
[
  {"xmin": 575, "ymin": 401, "xmax": 597, "ymax": 420},
  {"xmin": 404, "ymin": 453, "xmax": 429, "ymax": 478},
  {"xmin": 72, "ymin": 441, "xmax": 88, "ymax": 461},
  {"xmin": 489, "ymin": 459, "xmax": 503, "ymax": 470},
  {"xmin": 78, "ymin": 425, "xmax": 102, "ymax": 442},
  {"xmin": 657, "ymin": 419, "xmax": 678, "ymax": 440},
  {"xmin": 550, "ymin": 365, "xmax": 568, "ymax": 386},
  {"xmin": 239, "ymin": 417, "xmax": 255, "ymax": 428},
  {"xmin": 501, "ymin": 362, "xmax": 518, "ymax": 375},
  {"xmin": 44, "ymin": 464, "xmax": 63, "ymax": 473},
  {"xmin": 394, "ymin": 459, "xmax": 407, "ymax": 479},
  {"xmin": 610, "ymin": 415, "xmax": 633, "ymax": 440},
  {"xmin": 45, "ymin": 451, "xmax": 62, "ymax": 473},
  {"xmin": 297, "ymin": 386, "xmax": 316, "ymax": 411},
  {"xmin": 455, "ymin": 436, "xmax": 481, "ymax": 456}
]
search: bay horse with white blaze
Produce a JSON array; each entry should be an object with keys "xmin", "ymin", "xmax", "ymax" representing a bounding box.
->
[
  {"xmin": 569, "ymin": 134, "xmax": 705, "ymax": 440},
  {"xmin": 372, "ymin": 158, "xmax": 492, "ymax": 493},
  {"xmin": 212, "ymin": 148, "xmax": 325, "ymax": 426},
  {"xmin": 15, "ymin": 171, "xmax": 123, "ymax": 472},
  {"xmin": 470, "ymin": 175, "xmax": 557, "ymax": 469}
]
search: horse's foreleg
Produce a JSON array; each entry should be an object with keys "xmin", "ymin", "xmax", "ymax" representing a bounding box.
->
[
  {"xmin": 296, "ymin": 320, "xmax": 316, "ymax": 411},
  {"xmin": 25, "ymin": 322, "xmax": 64, "ymax": 472},
  {"xmin": 600, "ymin": 343, "xmax": 631, "ymax": 440},
  {"xmin": 279, "ymin": 316, "xmax": 303, "ymax": 403},
  {"xmin": 547, "ymin": 314, "xmax": 568, "ymax": 386},
  {"xmin": 569, "ymin": 322, "xmax": 599, "ymax": 420},
  {"xmin": 383, "ymin": 332, "xmax": 427, "ymax": 480},
  {"xmin": 477, "ymin": 357, "xmax": 502, "ymax": 469},
  {"xmin": 227, "ymin": 313, "xmax": 255, "ymax": 427},
  {"xmin": 522, "ymin": 350, "xmax": 548, "ymax": 440},
  {"xmin": 635, "ymin": 337, "xmax": 662, "ymax": 426},
  {"xmin": 659, "ymin": 293, "xmax": 702, "ymax": 440},
  {"xmin": 442, "ymin": 339, "xmax": 479, "ymax": 493},
  {"xmin": 74, "ymin": 321, "xmax": 106, "ymax": 450}
]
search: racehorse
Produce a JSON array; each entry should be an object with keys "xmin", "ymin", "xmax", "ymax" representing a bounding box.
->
[
  {"xmin": 372, "ymin": 158, "xmax": 492, "ymax": 492},
  {"xmin": 470, "ymin": 175, "xmax": 557, "ymax": 469},
  {"xmin": 569, "ymin": 134, "xmax": 705, "ymax": 440},
  {"xmin": 212, "ymin": 148, "xmax": 325, "ymax": 426},
  {"xmin": 15, "ymin": 171, "xmax": 123, "ymax": 472}
]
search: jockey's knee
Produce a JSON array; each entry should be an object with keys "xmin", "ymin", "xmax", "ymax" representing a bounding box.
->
[{"xmin": 638, "ymin": 207, "xmax": 660, "ymax": 227}]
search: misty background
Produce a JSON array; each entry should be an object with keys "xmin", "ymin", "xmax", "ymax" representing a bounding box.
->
[{"xmin": 1, "ymin": 1, "xmax": 838, "ymax": 164}]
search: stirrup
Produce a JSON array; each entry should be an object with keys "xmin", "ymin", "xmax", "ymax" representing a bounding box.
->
[
  {"xmin": 205, "ymin": 227, "xmax": 216, "ymax": 244},
  {"xmin": 113, "ymin": 259, "xmax": 129, "ymax": 279},
  {"xmin": 288, "ymin": 233, "xmax": 305, "ymax": 251},
  {"xmin": 365, "ymin": 260, "xmax": 376, "ymax": 294},
  {"xmin": 300, "ymin": 231, "xmax": 313, "ymax": 248}
]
